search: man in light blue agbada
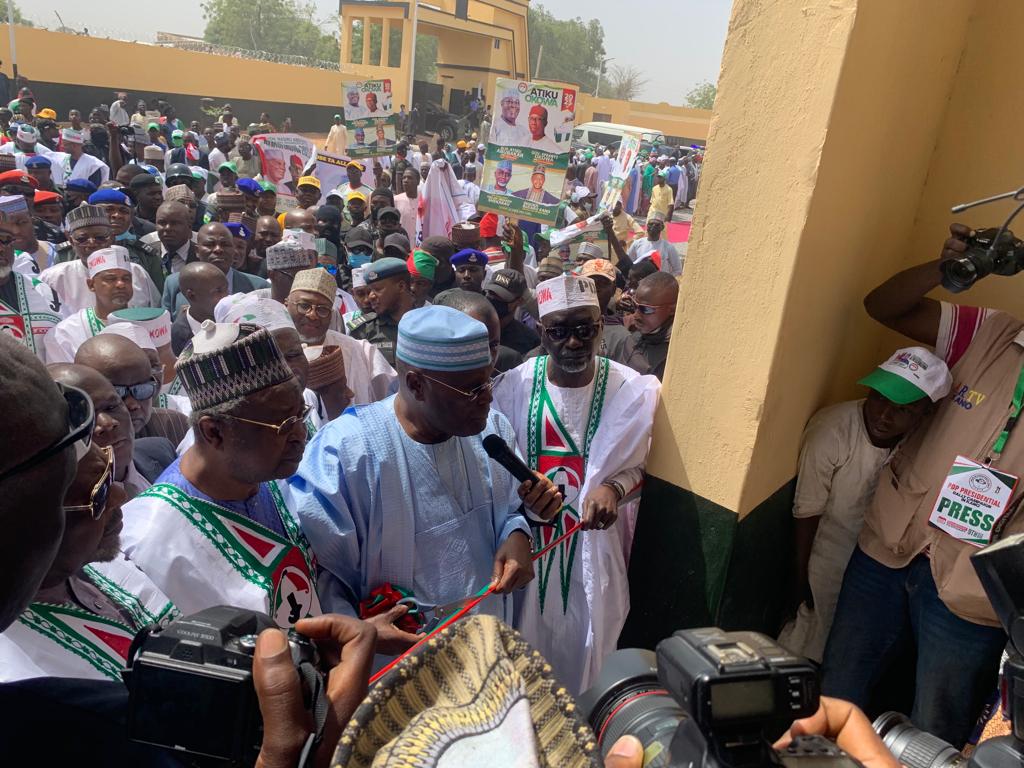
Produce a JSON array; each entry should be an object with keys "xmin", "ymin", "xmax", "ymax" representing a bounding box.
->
[{"xmin": 286, "ymin": 305, "xmax": 562, "ymax": 655}]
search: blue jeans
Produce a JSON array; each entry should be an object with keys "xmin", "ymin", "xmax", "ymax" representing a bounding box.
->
[{"xmin": 821, "ymin": 547, "xmax": 1006, "ymax": 747}]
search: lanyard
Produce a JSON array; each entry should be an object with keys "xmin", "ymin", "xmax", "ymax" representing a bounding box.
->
[{"xmin": 989, "ymin": 363, "xmax": 1024, "ymax": 459}]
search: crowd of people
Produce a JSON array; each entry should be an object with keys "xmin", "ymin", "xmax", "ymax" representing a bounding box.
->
[{"xmin": 0, "ymin": 79, "xmax": 1011, "ymax": 768}]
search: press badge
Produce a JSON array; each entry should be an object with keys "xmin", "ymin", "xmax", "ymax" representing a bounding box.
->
[{"xmin": 928, "ymin": 456, "xmax": 1018, "ymax": 547}]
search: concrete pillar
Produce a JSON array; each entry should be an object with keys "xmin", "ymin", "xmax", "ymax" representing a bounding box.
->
[
  {"xmin": 622, "ymin": 0, "xmax": 976, "ymax": 648},
  {"xmin": 361, "ymin": 17, "xmax": 371, "ymax": 66},
  {"xmin": 380, "ymin": 18, "xmax": 391, "ymax": 68},
  {"xmin": 339, "ymin": 16, "xmax": 352, "ymax": 66}
]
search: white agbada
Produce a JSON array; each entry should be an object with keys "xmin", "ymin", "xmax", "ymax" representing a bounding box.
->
[
  {"xmin": 39, "ymin": 260, "xmax": 160, "ymax": 314},
  {"xmin": 43, "ymin": 307, "xmax": 107, "ymax": 363},
  {"xmin": 323, "ymin": 328, "xmax": 397, "ymax": 402},
  {"xmin": 0, "ymin": 271, "xmax": 64, "ymax": 362},
  {"xmin": 0, "ymin": 553, "xmax": 177, "ymax": 683},
  {"xmin": 491, "ymin": 355, "xmax": 659, "ymax": 693},
  {"xmin": 62, "ymin": 151, "xmax": 111, "ymax": 185}
]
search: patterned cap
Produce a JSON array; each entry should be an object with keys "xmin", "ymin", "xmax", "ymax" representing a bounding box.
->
[
  {"xmin": 14, "ymin": 124, "xmax": 38, "ymax": 144},
  {"xmin": 65, "ymin": 204, "xmax": 112, "ymax": 233},
  {"xmin": 165, "ymin": 185, "xmax": 196, "ymax": 205},
  {"xmin": 364, "ymin": 257, "xmax": 409, "ymax": 284},
  {"xmin": 0, "ymin": 194, "xmax": 28, "ymax": 216},
  {"xmin": 143, "ymin": 145, "xmax": 164, "ymax": 160},
  {"xmin": 451, "ymin": 223, "xmax": 480, "ymax": 247},
  {"xmin": 290, "ymin": 268, "xmax": 337, "ymax": 302},
  {"xmin": 216, "ymin": 190, "xmax": 245, "ymax": 212},
  {"xmin": 214, "ymin": 293, "xmax": 295, "ymax": 332},
  {"xmin": 576, "ymin": 241, "xmax": 603, "ymax": 261},
  {"xmin": 266, "ymin": 235, "xmax": 315, "ymax": 271},
  {"xmin": 305, "ymin": 345, "xmax": 345, "ymax": 389},
  {"xmin": 351, "ymin": 266, "xmax": 366, "ymax": 288},
  {"xmin": 451, "ymin": 248, "xmax": 489, "ymax": 267},
  {"xmin": 396, "ymin": 305, "xmax": 491, "ymax": 372},
  {"xmin": 176, "ymin": 323, "xmax": 294, "ymax": 411}
]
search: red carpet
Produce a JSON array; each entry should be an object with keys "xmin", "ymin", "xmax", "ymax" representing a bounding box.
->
[{"xmin": 666, "ymin": 221, "xmax": 691, "ymax": 244}]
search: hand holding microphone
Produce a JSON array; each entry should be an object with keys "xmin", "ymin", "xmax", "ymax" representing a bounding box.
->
[{"xmin": 483, "ymin": 435, "xmax": 563, "ymax": 522}]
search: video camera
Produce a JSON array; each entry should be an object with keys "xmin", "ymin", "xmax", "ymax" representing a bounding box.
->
[
  {"xmin": 122, "ymin": 605, "xmax": 325, "ymax": 767},
  {"xmin": 579, "ymin": 628, "xmax": 864, "ymax": 767},
  {"xmin": 871, "ymin": 532, "xmax": 1024, "ymax": 768}
]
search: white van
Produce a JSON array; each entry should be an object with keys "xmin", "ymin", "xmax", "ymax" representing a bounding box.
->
[{"xmin": 571, "ymin": 122, "xmax": 666, "ymax": 150}]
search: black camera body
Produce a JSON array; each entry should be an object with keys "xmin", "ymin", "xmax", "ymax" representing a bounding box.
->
[
  {"xmin": 122, "ymin": 605, "xmax": 319, "ymax": 766},
  {"xmin": 580, "ymin": 628, "xmax": 862, "ymax": 768},
  {"xmin": 940, "ymin": 227, "xmax": 1024, "ymax": 293}
]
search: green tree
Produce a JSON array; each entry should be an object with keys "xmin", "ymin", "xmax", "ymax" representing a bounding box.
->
[
  {"xmin": 1, "ymin": 0, "xmax": 33, "ymax": 26},
  {"xmin": 684, "ymin": 80, "xmax": 717, "ymax": 110},
  {"xmin": 201, "ymin": 0, "xmax": 337, "ymax": 61},
  {"xmin": 414, "ymin": 35, "xmax": 437, "ymax": 83},
  {"xmin": 346, "ymin": 20, "xmax": 404, "ymax": 68},
  {"xmin": 528, "ymin": 4, "xmax": 605, "ymax": 93}
]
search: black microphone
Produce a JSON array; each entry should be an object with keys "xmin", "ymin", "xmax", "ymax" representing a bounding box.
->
[{"xmin": 483, "ymin": 434, "xmax": 536, "ymax": 486}]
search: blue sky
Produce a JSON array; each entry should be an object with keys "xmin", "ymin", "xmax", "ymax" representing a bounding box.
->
[{"xmin": 27, "ymin": 0, "xmax": 732, "ymax": 103}]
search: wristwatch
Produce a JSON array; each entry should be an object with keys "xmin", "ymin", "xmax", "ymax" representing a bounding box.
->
[{"xmin": 602, "ymin": 480, "xmax": 625, "ymax": 501}]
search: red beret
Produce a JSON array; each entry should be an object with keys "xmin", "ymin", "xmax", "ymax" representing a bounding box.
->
[
  {"xmin": 0, "ymin": 170, "xmax": 36, "ymax": 188},
  {"xmin": 34, "ymin": 189, "xmax": 61, "ymax": 205}
]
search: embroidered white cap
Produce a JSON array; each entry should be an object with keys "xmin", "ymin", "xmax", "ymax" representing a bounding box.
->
[
  {"xmin": 858, "ymin": 346, "xmax": 952, "ymax": 404},
  {"xmin": 86, "ymin": 246, "xmax": 132, "ymax": 279},
  {"xmin": 351, "ymin": 266, "xmax": 366, "ymax": 288},
  {"xmin": 214, "ymin": 292, "xmax": 295, "ymax": 332},
  {"xmin": 535, "ymin": 275, "xmax": 600, "ymax": 319},
  {"xmin": 99, "ymin": 321, "xmax": 157, "ymax": 351},
  {"xmin": 107, "ymin": 307, "xmax": 173, "ymax": 349}
]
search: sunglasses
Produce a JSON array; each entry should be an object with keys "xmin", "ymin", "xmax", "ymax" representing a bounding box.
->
[
  {"xmin": 635, "ymin": 303, "xmax": 672, "ymax": 315},
  {"xmin": 220, "ymin": 404, "xmax": 312, "ymax": 435},
  {"xmin": 64, "ymin": 445, "xmax": 115, "ymax": 520},
  {"xmin": 542, "ymin": 323, "xmax": 600, "ymax": 342},
  {"xmin": 419, "ymin": 373, "xmax": 494, "ymax": 402},
  {"xmin": 293, "ymin": 300, "xmax": 333, "ymax": 319},
  {"xmin": 71, "ymin": 233, "xmax": 111, "ymax": 246},
  {"xmin": 112, "ymin": 378, "xmax": 160, "ymax": 402},
  {"xmin": 0, "ymin": 383, "xmax": 94, "ymax": 483}
]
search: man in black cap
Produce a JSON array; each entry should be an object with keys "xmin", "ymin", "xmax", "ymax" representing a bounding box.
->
[
  {"xmin": 128, "ymin": 174, "xmax": 162, "ymax": 230},
  {"xmin": 348, "ymin": 257, "xmax": 415, "ymax": 366},
  {"xmin": 382, "ymin": 231, "xmax": 411, "ymax": 260},
  {"xmin": 344, "ymin": 227, "xmax": 374, "ymax": 269},
  {"xmin": 483, "ymin": 268, "xmax": 540, "ymax": 355}
]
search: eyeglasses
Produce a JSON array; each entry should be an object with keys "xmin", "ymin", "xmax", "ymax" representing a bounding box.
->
[
  {"xmin": 0, "ymin": 383, "xmax": 95, "ymax": 483},
  {"xmin": 220, "ymin": 404, "xmax": 312, "ymax": 435},
  {"xmin": 635, "ymin": 303, "xmax": 673, "ymax": 316},
  {"xmin": 63, "ymin": 445, "xmax": 114, "ymax": 520},
  {"xmin": 112, "ymin": 378, "xmax": 160, "ymax": 402},
  {"xmin": 419, "ymin": 373, "xmax": 494, "ymax": 402},
  {"xmin": 71, "ymin": 233, "xmax": 111, "ymax": 246},
  {"xmin": 542, "ymin": 323, "xmax": 600, "ymax": 342},
  {"xmin": 292, "ymin": 300, "xmax": 333, "ymax": 319}
]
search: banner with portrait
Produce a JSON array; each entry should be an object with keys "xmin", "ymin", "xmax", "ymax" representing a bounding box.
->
[
  {"xmin": 343, "ymin": 80, "xmax": 397, "ymax": 160},
  {"xmin": 251, "ymin": 133, "xmax": 316, "ymax": 211},
  {"xmin": 477, "ymin": 78, "xmax": 576, "ymax": 226}
]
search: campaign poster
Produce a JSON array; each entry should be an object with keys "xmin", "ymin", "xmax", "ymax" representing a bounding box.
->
[
  {"xmin": 477, "ymin": 78, "xmax": 576, "ymax": 226},
  {"xmin": 343, "ymin": 80, "xmax": 397, "ymax": 160},
  {"xmin": 251, "ymin": 133, "xmax": 316, "ymax": 211}
]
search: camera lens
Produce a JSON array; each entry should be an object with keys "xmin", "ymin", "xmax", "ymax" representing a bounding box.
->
[
  {"xmin": 873, "ymin": 712, "xmax": 965, "ymax": 768},
  {"xmin": 578, "ymin": 649, "xmax": 685, "ymax": 764},
  {"xmin": 940, "ymin": 257, "xmax": 979, "ymax": 293}
]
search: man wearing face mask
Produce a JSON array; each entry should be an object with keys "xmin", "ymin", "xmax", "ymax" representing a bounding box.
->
[
  {"xmin": 344, "ymin": 226, "xmax": 374, "ymax": 269},
  {"xmin": 483, "ymin": 268, "xmax": 539, "ymax": 355},
  {"xmin": 491, "ymin": 274, "xmax": 660, "ymax": 694}
]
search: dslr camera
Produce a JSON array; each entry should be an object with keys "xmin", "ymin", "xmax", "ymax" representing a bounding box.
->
[
  {"xmin": 579, "ymin": 628, "xmax": 863, "ymax": 767},
  {"xmin": 940, "ymin": 228, "xmax": 1024, "ymax": 293},
  {"xmin": 871, "ymin": 532, "xmax": 1024, "ymax": 768},
  {"xmin": 122, "ymin": 605, "xmax": 324, "ymax": 767}
]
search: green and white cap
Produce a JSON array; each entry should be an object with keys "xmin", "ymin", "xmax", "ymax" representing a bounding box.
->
[{"xmin": 858, "ymin": 346, "xmax": 951, "ymax": 404}]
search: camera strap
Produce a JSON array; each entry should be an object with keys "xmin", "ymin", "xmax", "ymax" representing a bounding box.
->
[
  {"xmin": 296, "ymin": 659, "xmax": 330, "ymax": 768},
  {"xmin": 987, "ymin": 362, "xmax": 1024, "ymax": 460}
]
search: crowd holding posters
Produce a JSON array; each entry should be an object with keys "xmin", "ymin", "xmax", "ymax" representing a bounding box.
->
[
  {"xmin": 343, "ymin": 80, "xmax": 397, "ymax": 160},
  {"xmin": 250, "ymin": 132, "xmax": 316, "ymax": 210},
  {"xmin": 477, "ymin": 78, "xmax": 576, "ymax": 226}
]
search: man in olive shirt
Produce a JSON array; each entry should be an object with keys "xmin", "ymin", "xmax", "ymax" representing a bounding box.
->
[
  {"xmin": 348, "ymin": 257, "xmax": 415, "ymax": 367},
  {"xmin": 822, "ymin": 223, "xmax": 1024, "ymax": 747}
]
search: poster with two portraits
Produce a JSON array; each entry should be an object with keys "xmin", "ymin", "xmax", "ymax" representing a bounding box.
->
[{"xmin": 478, "ymin": 78, "xmax": 576, "ymax": 226}]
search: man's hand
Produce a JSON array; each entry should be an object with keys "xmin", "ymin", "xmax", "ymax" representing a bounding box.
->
[
  {"xmin": 518, "ymin": 470, "xmax": 563, "ymax": 521},
  {"xmin": 774, "ymin": 697, "xmax": 900, "ymax": 768},
  {"xmin": 582, "ymin": 483, "xmax": 619, "ymax": 530},
  {"xmin": 604, "ymin": 735, "xmax": 644, "ymax": 768},
  {"xmin": 491, "ymin": 530, "xmax": 534, "ymax": 593},
  {"xmin": 941, "ymin": 223, "xmax": 973, "ymax": 262},
  {"xmin": 254, "ymin": 614, "xmax": 376, "ymax": 768},
  {"xmin": 365, "ymin": 603, "xmax": 422, "ymax": 655},
  {"xmin": 601, "ymin": 213, "xmax": 615, "ymax": 234},
  {"xmin": 106, "ymin": 121, "xmax": 119, "ymax": 135}
]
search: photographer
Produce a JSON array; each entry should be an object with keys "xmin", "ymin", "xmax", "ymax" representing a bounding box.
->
[{"xmin": 822, "ymin": 223, "xmax": 1022, "ymax": 746}]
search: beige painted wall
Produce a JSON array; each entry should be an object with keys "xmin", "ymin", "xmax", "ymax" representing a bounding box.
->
[{"xmin": 649, "ymin": 0, "xmax": 991, "ymax": 517}]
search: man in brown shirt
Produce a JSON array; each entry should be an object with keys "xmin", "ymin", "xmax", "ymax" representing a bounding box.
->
[{"xmin": 821, "ymin": 224, "xmax": 1018, "ymax": 747}]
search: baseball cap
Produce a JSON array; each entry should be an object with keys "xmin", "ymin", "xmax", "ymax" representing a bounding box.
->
[
  {"xmin": 345, "ymin": 227, "xmax": 373, "ymax": 250},
  {"xmin": 484, "ymin": 269, "xmax": 527, "ymax": 302},
  {"xmin": 580, "ymin": 258, "xmax": 617, "ymax": 283},
  {"xmin": 857, "ymin": 347, "xmax": 952, "ymax": 405}
]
